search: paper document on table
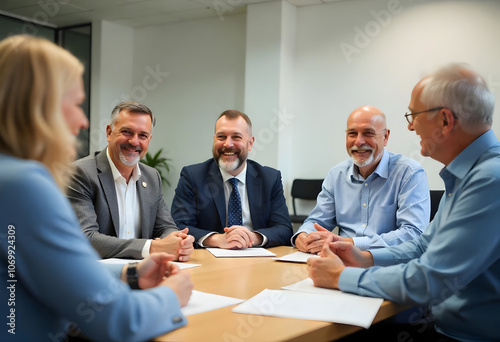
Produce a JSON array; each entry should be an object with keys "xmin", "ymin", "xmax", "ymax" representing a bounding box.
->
[
  {"xmin": 233, "ymin": 286, "xmax": 383, "ymax": 329},
  {"xmin": 206, "ymin": 247, "xmax": 276, "ymax": 258},
  {"xmin": 181, "ymin": 290, "xmax": 244, "ymax": 316},
  {"xmin": 282, "ymin": 277, "xmax": 350, "ymax": 295},
  {"xmin": 273, "ymin": 251, "xmax": 319, "ymax": 263},
  {"xmin": 98, "ymin": 258, "xmax": 201, "ymax": 270}
]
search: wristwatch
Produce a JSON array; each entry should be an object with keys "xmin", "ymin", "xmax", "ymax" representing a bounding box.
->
[{"xmin": 127, "ymin": 262, "xmax": 140, "ymax": 289}]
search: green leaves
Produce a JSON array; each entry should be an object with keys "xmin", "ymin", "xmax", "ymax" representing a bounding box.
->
[{"xmin": 140, "ymin": 148, "xmax": 172, "ymax": 187}]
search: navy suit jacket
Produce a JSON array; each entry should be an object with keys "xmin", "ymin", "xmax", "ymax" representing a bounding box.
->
[{"xmin": 171, "ymin": 159, "xmax": 292, "ymax": 247}]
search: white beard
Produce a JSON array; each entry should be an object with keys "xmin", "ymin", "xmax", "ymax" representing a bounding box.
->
[
  {"xmin": 119, "ymin": 152, "xmax": 140, "ymax": 166},
  {"xmin": 351, "ymin": 152, "xmax": 374, "ymax": 167},
  {"xmin": 218, "ymin": 158, "xmax": 241, "ymax": 173}
]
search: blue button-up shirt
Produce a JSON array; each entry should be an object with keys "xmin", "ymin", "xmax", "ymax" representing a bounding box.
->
[
  {"xmin": 339, "ymin": 130, "xmax": 500, "ymax": 341},
  {"xmin": 293, "ymin": 150, "xmax": 430, "ymax": 250}
]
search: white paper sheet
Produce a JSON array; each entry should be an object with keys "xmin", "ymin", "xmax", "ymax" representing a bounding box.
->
[
  {"xmin": 206, "ymin": 247, "xmax": 276, "ymax": 258},
  {"xmin": 181, "ymin": 290, "xmax": 244, "ymax": 316},
  {"xmin": 233, "ymin": 284, "xmax": 383, "ymax": 329},
  {"xmin": 98, "ymin": 258, "xmax": 200, "ymax": 270},
  {"xmin": 273, "ymin": 251, "xmax": 319, "ymax": 263}
]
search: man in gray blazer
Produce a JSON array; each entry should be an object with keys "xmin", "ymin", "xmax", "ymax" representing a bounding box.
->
[{"xmin": 68, "ymin": 101, "xmax": 194, "ymax": 260}]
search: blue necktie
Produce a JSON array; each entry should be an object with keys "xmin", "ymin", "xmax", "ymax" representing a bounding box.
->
[{"xmin": 227, "ymin": 178, "xmax": 242, "ymax": 226}]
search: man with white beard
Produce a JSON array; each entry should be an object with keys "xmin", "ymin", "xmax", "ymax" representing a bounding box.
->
[
  {"xmin": 171, "ymin": 110, "xmax": 292, "ymax": 249},
  {"xmin": 68, "ymin": 101, "xmax": 194, "ymax": 260},
  {"xmin": 292, "ymin": 105, "xmax": 430, "ymax": 253}
]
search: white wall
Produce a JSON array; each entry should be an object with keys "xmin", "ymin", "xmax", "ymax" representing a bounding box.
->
[
  {"xmin": 90, "ymin": 21, "xmax": 134, "ymax": 152},
  {"xmin": 290, "ymin": 0, "xmax": 500, "ymax": 195},
  {"xmin": 90, "ymin": 0, "xmax": 500, "ymax": 211},
  {"xmin": 132, "ymin": 15, "xmax": 246, "ymax": 205}
]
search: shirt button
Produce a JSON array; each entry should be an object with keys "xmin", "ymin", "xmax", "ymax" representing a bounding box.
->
[
  {"xmin": 364, "ymin": 183, "xmax": 368, "ymax": 186},
  {"xmin": 363, "ymin": 203, "xmax": 367, "ymax": 207},
  {"xmin": 362, "ymin": 224, "xmax": 366, "ymax": 227},
  {"xmin": 172, "ymin": 316, "xmax": 183, "ymax": 324}
]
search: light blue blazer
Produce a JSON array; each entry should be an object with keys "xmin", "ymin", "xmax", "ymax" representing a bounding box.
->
[{"xmin": 0, "ymin": 154, "xmax": 186, "ymax": 341}]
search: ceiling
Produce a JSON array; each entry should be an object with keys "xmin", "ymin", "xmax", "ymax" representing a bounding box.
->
[{"xmin": 0, "ymin": 0, "xmax": 348, "ymax": 28}]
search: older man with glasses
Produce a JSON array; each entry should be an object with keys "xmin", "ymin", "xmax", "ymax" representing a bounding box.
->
[
  {"xmin": 292, "ymin": 105, "xmax": 430, "ymax": 253},
  {"xmin": 308, "ymin": 63, "xmax": 500, "ymax": 341}
]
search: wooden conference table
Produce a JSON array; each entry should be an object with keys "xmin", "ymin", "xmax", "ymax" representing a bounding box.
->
[{"xmin": 153, "ymin": 246, "xmax": 408, "ymax": 342}]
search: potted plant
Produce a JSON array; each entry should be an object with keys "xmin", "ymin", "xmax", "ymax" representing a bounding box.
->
[{"xmin": 140, "ymin": 148, "xmax": 172, "ymax": 187}]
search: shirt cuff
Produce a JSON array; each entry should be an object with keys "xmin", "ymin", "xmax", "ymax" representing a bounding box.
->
[
  {"xmin": 101, "ymin": 263, "xmax": 125, "ymax": 278},
  {"xmin": 369, "ymin": 248, "xmax": 394, "ymax": 267},
  {"xmin": 141, "ymin": 239, "xmax": 152, "ymax": 258},
  {"xmin": 338, "ymin": 266, "xmax": 365, "ymax": 294},
  {"xmin": 352, "ymin": 236, "xmax": 370, "ymax": 251},
  {"xmin": 198, "ymin": 232, "xmax": 217, "ymax": 247},
  {"xmin": 254, "ymin": 231, "xmax": 268, "ymax": 247}
]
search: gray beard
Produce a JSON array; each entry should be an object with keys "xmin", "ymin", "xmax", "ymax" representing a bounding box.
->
[
  {"xmin": 351, "ymin": 152, "xmax": 374, "ymax": 167},
  {"xmin": 217, "ymin": 157, "xmax": 242, "ymax": 173},
  {"xmin": 119, "ymin": 152, "xmax": 140, "ymax": 166}
]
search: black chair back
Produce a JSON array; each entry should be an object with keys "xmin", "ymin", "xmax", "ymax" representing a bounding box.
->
[
  {"xmin": 290, "ymin": 179, "xmax": 323, "ymax": 224},
  {"xmin": 430, "ymin": 190, "xmax": 445, "ymax": 221}
]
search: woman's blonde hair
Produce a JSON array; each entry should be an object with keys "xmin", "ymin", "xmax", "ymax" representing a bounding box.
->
[{"xmin": 0, "ymin": 35, "xmax": 84, "ymax": 190}]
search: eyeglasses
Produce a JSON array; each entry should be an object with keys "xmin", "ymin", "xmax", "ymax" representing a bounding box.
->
[{"xmin": 404, "ymin": 107, "xmax": 445, "ymax": 124}]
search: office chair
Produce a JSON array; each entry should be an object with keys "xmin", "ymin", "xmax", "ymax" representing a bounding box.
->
[
  {"xmin": 289, "ymin": 179, "xmax": 324, "ymax": 224},
  {"xmin": 430, "ymin": 190, "xmax": 445, "ymax": 221}
]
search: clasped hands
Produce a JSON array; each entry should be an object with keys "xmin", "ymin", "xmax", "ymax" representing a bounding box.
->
[
  {"xmin": 121, "ymin": 253, "xmax": 193, "ymax": 306},
  {"xmin": 300, "ymin": 223, "xmax": 373, "ymax": 289},
  {"xmin": 150, "ymin": 227, "xmax": 195, "ymax": 262},
  {"xmin": 296, "ymin": 223, "xmax": 354, "ymax": 254},
  {"xmin": 204, "ymin": 225, "xmax": 263, "ymax": 249}
]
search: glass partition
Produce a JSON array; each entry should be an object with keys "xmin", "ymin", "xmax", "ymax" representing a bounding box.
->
[{"xmin": 0, "ymin": 15, "xmax": 91, "ymax": 158}]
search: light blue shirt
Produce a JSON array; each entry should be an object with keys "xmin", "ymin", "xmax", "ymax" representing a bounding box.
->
[
  {"xmin": 339, "ymin": 130, "xmax": 500, "ymax": 341},
  {"xmin": 293, "ymin": 150, "xmax": 430, "ymax": 250},
  {"xmin": 0, "ymin": 154, "xmax": 186, "ymax": 342}
]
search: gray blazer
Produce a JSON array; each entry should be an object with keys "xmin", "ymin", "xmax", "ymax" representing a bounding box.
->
[{"xmin": 67, "ymin": 149, "xmax": 178, "ymax": 259}]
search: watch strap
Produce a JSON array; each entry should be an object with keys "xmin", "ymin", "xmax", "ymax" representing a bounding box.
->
[{"xmin": 127, "ymin": 262, "xmax": 140, "ymax": 289}]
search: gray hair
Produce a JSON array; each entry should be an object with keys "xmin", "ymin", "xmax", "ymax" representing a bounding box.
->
[
  {"xmin": 420, "ymin": 63, "xmax": 494, "ymax": 128},
  {"xmin": 110, "ymin": 101, "xmax": 156, "ymax": 129}
]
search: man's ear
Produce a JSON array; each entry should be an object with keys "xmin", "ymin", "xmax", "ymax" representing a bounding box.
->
[
  {"xmin": 247, "ymin": 136, "xmax": 255, "ymax": 151},
  {"xmin": 440, "ymin": 109, "xmax": 457, "ymax": 137},
  {"xmin": 383, "ymin": 129, "xmax": 390, "ymax": 147},
  {"xmin": 106, "ymin": 125, "xmax": 112, "ymax": 142}
]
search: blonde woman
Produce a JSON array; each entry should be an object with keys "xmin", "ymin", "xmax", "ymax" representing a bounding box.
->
[{"xmin": 0, "ymin": 35, "xmax": 192, "ymax": 342}]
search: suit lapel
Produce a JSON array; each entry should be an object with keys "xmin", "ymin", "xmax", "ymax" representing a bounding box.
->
[
  {"xmin": 136, "ymin": 165, "xmax": 150, "ymax": 238},
  {"xmin": 96, "ymin": 150, "xmax": 121, "ymax": 237},
  {"xmin": 208, "ymin": 161, "xmax": 226, "ymax": 228},
  {"xmin": 246, "ymin": 162, "xmax": 262, "ymax": 228}
]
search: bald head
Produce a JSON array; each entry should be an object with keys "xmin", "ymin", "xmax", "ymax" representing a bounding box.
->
[{"xmin": 347, "ymin": 105, "xmax": 387, "ymax": 131}]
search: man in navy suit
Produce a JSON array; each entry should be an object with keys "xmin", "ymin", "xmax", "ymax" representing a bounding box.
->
[{"xmin": 171, "ymin": 110, "xmax": 292, "ymax": 249}]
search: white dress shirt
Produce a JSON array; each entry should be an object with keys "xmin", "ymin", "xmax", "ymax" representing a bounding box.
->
[{"xmin": 106, "ymin": 148, "xmax": 151, "ymax": 257}]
